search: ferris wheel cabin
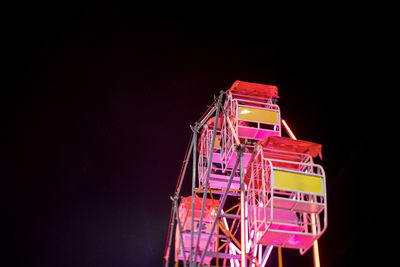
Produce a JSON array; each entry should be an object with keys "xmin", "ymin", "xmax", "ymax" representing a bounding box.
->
[
  {"xmin": 175, "ymin": 196, "xmax": 219, "ymax": 264},
  {"xmin": 246, "ymin": 136, "xmax": 327, "ymax": 254},
  {"xmin": 221, "ymin": 80, "xmax": 281, "ymax": 172},
  {"xmin": 198, "ymin": 117, "xmax": 241, "ymax": 190},
  {"xmin": 165, "ymin": 80, "xmax": 328, "ymax": 267}
]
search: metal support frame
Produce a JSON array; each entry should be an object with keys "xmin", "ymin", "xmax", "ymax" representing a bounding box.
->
[
  {"xmin": 164, "ymin": 85, "xmax": 326, "ymax": 267},
  {"xmin": 166, "ymin": 90, "xmax": 279, "ymax": 266},
  {"xmin": 164, "ymin": 99, "xmax": 218, "ymax": 266},
  {"xmin": 170, "ymin": 90, "xmax": 253, "ymax": 266}
]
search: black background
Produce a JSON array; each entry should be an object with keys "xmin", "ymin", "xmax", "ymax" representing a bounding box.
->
[{"xmin": 5, "ymin": 2, "xmax": 386, "ymax": 267}]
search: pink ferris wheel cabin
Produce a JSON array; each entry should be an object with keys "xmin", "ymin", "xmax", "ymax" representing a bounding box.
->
[
  {"xmin": 221, "ymin": 80, "xmax": 281, "ymax": 173},
  {"xmin": 246, "ymin": 136, "xmax": 327, "ymax": 254}
]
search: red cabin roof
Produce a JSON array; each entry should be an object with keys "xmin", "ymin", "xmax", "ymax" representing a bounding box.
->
[
  {"xmin": 245, "ymin": 136, "xmax": 322, "ymax": 187},
  {"xmin": 228, "ymin": 80, "xmax": 279, "ymax": 98},
  {"xmin": 259, "ymin": 136, "xmax": 322, "ymax": 158}
]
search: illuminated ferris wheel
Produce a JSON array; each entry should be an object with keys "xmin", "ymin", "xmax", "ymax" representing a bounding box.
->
[{"xmin": 164, "ymin": 80, "xmax": 327, "ymax": 267}]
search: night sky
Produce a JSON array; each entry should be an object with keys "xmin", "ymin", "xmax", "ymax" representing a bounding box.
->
[{"xmin": 5, "ymin": 2, "xmax": 385, "ymax": 267}]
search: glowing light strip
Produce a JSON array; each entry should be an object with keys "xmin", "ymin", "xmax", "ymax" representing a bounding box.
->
[
  {"xmin": 278, "ymin": 247, "xmax": 283, "ymax": 267},
  {"xmin": 240, "ymin": 190, "xmax": 246, "ymax": 265},
  {"xmin": 282, "ymin": 119, "xmax": 297, "ymax": 140},
  {"xmin": 283, "ymin": 118, "xmax": 321, "ymax": 267},
  {"xmin": 229, "ymin": 242, "xmax": 241, "ymax": 254},
  {"xmin": 245, "ymin": 201, "xmax": 250, "ymax": 253},
  {"xmin": 311, "ymin": 214, "xmax": 321, "ymax": 267},
  {"xmin": 260, "ymin": 246, "xmax": 273, "ymax": 266}
]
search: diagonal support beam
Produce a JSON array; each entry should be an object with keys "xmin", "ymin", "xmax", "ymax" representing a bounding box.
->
[
  {"xmin": 193, "ymin": 92, "xmax": 224, "ymax": 266},
  {"xmin": 164, "ymin": 203, "xmax": 175, "ymax": 267}
]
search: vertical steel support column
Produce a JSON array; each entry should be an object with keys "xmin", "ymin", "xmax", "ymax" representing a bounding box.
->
[
  {"xmin": 194, "ymin": 93, "xmax": 223, "ymax": 264},
  {"xmin": 240, "ymin": 146, "xmax": 246, "ymax": 266},
  {"xmin": 189, "ymin": 125, "xmax": 198, "ymax": 266}
]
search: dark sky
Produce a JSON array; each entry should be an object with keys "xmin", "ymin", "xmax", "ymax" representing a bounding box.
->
[{"xmin": 5, "ymin": 2, "xmax": 385, "ymax": 267}]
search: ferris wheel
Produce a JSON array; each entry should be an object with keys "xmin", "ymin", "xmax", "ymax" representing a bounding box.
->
[{"xmin": 164, "ymin": 81, "xmax": 327, "ymax": 267}]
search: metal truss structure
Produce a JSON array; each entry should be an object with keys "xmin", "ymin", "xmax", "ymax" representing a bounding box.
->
[{"xmin": 164, "ymin": 81, "xmax": 327, "ymax": 267}]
